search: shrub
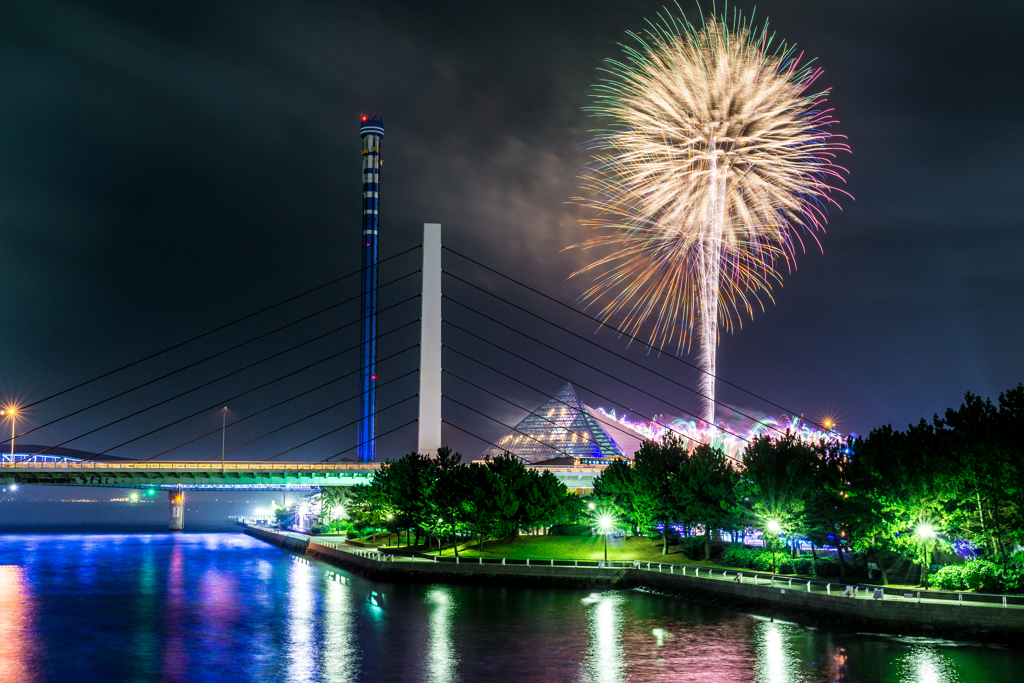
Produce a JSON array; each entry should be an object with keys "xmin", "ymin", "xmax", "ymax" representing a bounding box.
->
[
  {"xmin": 793, "ymin": 558, "xmax": 813, "ymax": 575},
  {"xmin": 932, "ymin": 559, "xmax": 1000, "ymax": 592},
  {"xmin": 548, "ymin": 523, "xmax": 593, "ymax": 537},
  {"xmin": 680, "ymin": 535, "xmax": 707, "ymax": 560},
  {"xmin": 721, "ymin": 544, "xmax": 766, "ymax": 568},
  {"xmin": 813, "ymin": 557, "xmax": 842, "ymax": 577}
]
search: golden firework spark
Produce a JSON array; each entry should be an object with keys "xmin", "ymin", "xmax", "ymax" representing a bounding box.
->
[{"xmin": 570, "ymin": 8, "xmax": 850, "ymax": 425}]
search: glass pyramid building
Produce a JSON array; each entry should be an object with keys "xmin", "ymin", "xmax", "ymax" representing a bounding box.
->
[{"xmin": 479, "ymin": 383, "xmax": 629, "ymax": 464}]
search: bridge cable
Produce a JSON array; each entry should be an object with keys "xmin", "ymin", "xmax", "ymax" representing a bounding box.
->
[
  {"xmin": 5, "ymin": 276, "xmax": 421, "ymax": 446},
  {"xmin": 441, "ymin": 393, "xmax": 584, "ymax": 462},
  {"xmin": 443, "ymin": 348, "xmax": 710, "ymax": 453},
  {"xmin": 29, "ymin": 312, "xmax": 421, "ymax": 458},
  {"xmin": 130, "ymin": 344, "xmax": 419, "ymax": 462},
  {"xmin": 318, "ymin": 418, "xmax": 420, "ymax": 463},
  {"xmin": 262, "ymin": 393, "xmax": 419, "ymax": 462},
  {"xmin": 441, "ymin": 307, "xmax": 750, "ymax": 447},
  {"xmin": 19, "ymin": 244, "xmax": 421, "ymax": 412},
  {"xmin": 444, "ymin": 274, "xmax": 789, "ymax": 441},
  {"xmin": 443, "ymin": 369, "xmax": 617, "ymax": 453},
  {"xmin": 443, "ymin": 245, "xmax": 832, "ymax": 433},
  {"xmin": 202, "ymin": 369, "xmax": 418, "ymax": 462}
]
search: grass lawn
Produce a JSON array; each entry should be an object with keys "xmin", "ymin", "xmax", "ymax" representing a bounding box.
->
[
  {"xmin": 429, "ymin": 535, "xmax": 728, "ymax": 566},
  {"xmin": 306, "ymin": 532, "xmax": 931, "ymax": 591}
]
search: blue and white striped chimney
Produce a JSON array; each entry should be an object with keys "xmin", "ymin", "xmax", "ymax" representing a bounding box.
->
[{"xmin": 358, "ymin": 116, "xmax": 383, "ymax": 462}]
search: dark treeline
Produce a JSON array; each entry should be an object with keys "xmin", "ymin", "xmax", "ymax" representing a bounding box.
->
[
  {"xmin": 594, "ymin": 385, "xmax": 1024, "ymax": 589},
  {"xmin": 317, "ymin": 447, "xmax": 581, "ymax": 556}
]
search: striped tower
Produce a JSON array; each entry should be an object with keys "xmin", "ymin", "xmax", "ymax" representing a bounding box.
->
[{"xmin": 358, "ymin": 116, "xmax": 383, "ymax": 462}]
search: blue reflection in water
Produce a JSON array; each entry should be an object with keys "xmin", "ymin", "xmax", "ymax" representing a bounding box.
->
[{"xmin": 0, "ymin": 533, "xmax": 1018, "ymax": 683}]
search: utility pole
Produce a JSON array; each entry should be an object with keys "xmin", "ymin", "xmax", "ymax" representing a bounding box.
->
[{"xmin": 221, "ymin": 407, "xmax": 227, "ymax": 474}]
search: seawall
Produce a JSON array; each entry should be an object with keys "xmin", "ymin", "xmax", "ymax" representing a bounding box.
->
[{"xmin": 245, "ymin": 527, "xmax": 1024, "ymax": 641}]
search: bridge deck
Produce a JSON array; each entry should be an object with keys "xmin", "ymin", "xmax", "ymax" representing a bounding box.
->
[{"xmin": 0, "ymin": 461, "xmax": 606, "ymax": 490}]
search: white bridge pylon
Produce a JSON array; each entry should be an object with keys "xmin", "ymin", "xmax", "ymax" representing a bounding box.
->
[{"xmin": 418, "ymin": 223, "xmax": 442, "ymax": 455}]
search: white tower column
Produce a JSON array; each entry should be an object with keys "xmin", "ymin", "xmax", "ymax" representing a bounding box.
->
[{"xmin": 418, "ymin": 223, "xmax": 442, "ymax": 455}]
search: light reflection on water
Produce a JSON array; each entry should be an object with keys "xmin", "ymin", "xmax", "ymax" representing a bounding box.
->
[
  {"xmin": 0, "ymin": 564, "xmax": 37, "ymax": 683},
  {"xmin": 586, "ymin": 592, "xmax": 625, "ymax": 683},
  {"xmin": 0, "ymin": 533, "xmax": 1018, "ymax": 682},
  {"xmin": 427, "ymin": 587, "xmax": 458, "ymax": 683}
]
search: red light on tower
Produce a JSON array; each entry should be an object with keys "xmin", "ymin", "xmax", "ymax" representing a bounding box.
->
[{"xmin": 362, "ymin": 116, "xmax": 367, "ymax": 121}]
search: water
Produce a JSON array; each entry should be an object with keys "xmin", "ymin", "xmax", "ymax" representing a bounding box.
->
[{"xmin": 0, "ymin": 533, "xmax": 1017, "ymax": 682}]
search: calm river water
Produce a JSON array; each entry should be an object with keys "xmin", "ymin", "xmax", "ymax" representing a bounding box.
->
[{"xmin": 0, "ymin": 532, "xmax": 1017, "ymax": 682}]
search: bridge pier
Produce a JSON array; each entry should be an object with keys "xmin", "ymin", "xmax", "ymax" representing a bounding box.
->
[{"xmin": 168, "ymin": 490, "xmax": 184, "ymax": 531}]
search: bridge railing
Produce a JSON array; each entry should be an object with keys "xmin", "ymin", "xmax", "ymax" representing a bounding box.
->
[
  {"xmin": 0, "ymin": 461, "xmax": 383, "ymax": 471},
  {"xmin": 252, "ymin": 526, "xmax": 1024, "ymax": 609}
]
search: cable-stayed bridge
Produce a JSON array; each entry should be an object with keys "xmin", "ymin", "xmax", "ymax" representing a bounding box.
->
[{"xmin": 3, "ymin": 224, "xmax": 828, "ymax": 530}]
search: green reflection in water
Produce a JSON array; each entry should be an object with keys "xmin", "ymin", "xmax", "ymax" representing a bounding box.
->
[{"xmin": 427, "ymin": 586, "xmax": 458, "ymax": 683}]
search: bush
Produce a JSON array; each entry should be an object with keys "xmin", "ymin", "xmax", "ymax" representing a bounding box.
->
[
  {"xmin": 932, "ymin": 559, "xmax": 1002, "ymax": 592},
  {"xmin": 679, "ymin": 535, "xmax": 707, "ymax": 560},
  {"xmin": 813, "ymin": 557, "xmax": 842, "ymax": 577},
  {"xmin": 721, "ymin": 544, "xmax": 766, "ymax": 568},
  {"xmin": 548, "ymin": 523, "xmax": 593, "ymax": 537}
]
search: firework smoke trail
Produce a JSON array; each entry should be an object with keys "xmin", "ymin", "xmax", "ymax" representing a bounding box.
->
[{"xmin": 571, "ymin": 6, "xmax": 850, "ymax": 426}]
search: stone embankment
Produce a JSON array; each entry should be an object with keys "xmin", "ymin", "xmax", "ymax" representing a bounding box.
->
[{"xmin": 245, "ymin": 526, "xmax": 1024, "ymax": 641}]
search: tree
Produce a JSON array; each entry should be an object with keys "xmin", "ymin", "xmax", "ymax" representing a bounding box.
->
[
  {"xmin": 427, "ymin": 446, "xmax": 467, "ymax": 556},
  {"xmin": 633, "ymin": 435, "xmax": 689, "ymax": 554},
  {"xmin": 457, "ymin": 463, "xmax": 506, "ymax": 550},
  {"xmin": 941, "ymin": 386, "xmax": 1024, "ymax": 563},
  {"xmin": 591, "ymin": 460, "xmax": 640, "ymax": 534},
  {"xmin": 675, "ymin": 444, "xmax": 741, "ymax": 560},
  {"xmin": 739, "ymin": 433, "xmax": 816, "ymax": 552}
]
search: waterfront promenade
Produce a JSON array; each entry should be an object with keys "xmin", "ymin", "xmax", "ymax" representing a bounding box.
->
[{"xmin": 246, "ymin": 525, "xmax": 1024, "ymax": 641}]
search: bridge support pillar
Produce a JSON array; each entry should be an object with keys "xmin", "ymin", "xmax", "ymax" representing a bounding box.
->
[
  {"xmin": 418, "ymin": 222, "xmax": 442, "ymax": 455},
  {"xmin": 169, "ymin": 490, "xmax": 184, "ymax": 531}
]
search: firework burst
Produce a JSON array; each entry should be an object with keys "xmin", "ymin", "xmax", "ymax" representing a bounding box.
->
[{"xmin": 570, "ymin": 6, "xmax": 850, "ymax": 425}]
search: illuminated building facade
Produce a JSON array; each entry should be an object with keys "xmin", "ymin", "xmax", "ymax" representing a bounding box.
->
[{"xmin": 478, "ymin": 383, "xmax": 640, "ymax": 464}]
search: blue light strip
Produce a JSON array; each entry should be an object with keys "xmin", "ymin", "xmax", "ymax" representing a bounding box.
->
[{"xmin": 358, "ymin": 117, "xmax": 384, "ymax": 463}]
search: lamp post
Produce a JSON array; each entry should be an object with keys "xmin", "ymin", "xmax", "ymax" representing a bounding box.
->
[
  {"xmin": 4, "ymin": 406, "xmax": 19, "ymax": 462},
  {"xmin": 220, "ymin": 407, "xmax": 227, "ymax": 473},
  {"xmin": 597, "ymin": 514, "xmax": 614, "ymax": 563},
  {"xmin": 915, "ymin": 523, "xmax": 937, "ymax": 587},
  {"xmin": 766, "ymin": 520, "xmax": 782, "ymax": 574}
]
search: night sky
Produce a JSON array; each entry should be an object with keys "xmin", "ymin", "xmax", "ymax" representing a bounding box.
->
[{"xmin": 1, "ymin": 0, "xmax": 1022, "ymax": 476}]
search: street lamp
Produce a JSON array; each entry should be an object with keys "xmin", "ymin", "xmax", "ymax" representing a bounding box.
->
[
  {"xmin": 915, "ymin": 523, "xmax": 937, "ymax": 587},
  {"xmin": 3, "ymin": 406, "xmax": 19, "ymax": 462},
  {"xmin": 766, "ymin": 520, "xmax": 782, "ymax": 574},
  {"xmin": 588, "ymin": 502, "xmax": 596, "ymax": 511},
  {"xmin": 597, "ymin": 513, "xmax": 614, "ymax": 563}
]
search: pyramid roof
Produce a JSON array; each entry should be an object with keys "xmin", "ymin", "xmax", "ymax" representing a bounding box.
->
[{"xmin": 479, "ymin": 383, "xmax": 627, "ymax": 463}]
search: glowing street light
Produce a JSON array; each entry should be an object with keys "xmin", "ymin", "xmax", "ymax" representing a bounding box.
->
[
  {"xmin": 3, "ymin": 406, "xmax": 20, "ymax": 461},
  {"xmin": 915, "ymin": 524, "xmax": 935, "ymax": 540},
  {"xmin": 914, "ymin": 523, "xmax": 938, "ymax": 587},
  {"xmin": 588, "ymin": 502, "xmax": 596, "ymax": 510}
]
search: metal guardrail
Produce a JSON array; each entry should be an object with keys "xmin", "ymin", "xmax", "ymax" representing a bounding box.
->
[{"xmin": 257, "ymin": 527, "xmax": 1022, "ymax": 610}]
